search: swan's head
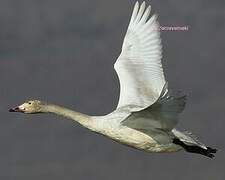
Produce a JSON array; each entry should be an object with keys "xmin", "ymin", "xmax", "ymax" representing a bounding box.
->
[{"xmin": 9, "ymin": 100, "xmax": 44, "ymax": 114}]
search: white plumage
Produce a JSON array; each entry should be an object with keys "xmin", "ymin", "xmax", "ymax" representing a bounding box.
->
[
  {"xmin": 115, "ymin": 1, "xmax": 165, "ymax": 110},
  {"xmin": 10, "ymin": 1, "xmax": 217, "ymax": 158}
]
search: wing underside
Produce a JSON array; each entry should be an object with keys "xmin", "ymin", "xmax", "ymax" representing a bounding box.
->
[
  {"xmin": 121, "ymin": 83, "xmax": 186, "ymax": 144},
  {"xmin": 114, "ymin": 1, "xmax": 166, "ymax": 110}
]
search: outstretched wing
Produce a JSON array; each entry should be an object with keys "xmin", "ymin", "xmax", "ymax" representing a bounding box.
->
[
  {"xmin": 121, "ymin": 84, "xmax": 187, "ymax": 143},
  {"xmin": 114, "ymin": 1, "xmax": 166, "ymax": 110},
  {"xmin": 122, "ymin": 83, "xmax": 186, "ymax": 130}
]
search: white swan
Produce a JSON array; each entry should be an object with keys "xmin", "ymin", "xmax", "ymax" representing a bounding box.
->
[{"xmin": 10, "ymin": 1, "xmax": 216, "ymax": 158}]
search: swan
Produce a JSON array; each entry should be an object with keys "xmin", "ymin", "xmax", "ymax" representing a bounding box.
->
[{"xmin": 9, "ymin": 1, "xmax": 217, "ymax": 158}]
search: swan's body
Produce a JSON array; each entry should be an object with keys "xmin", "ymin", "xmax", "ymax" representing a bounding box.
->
[
  {"xmin": 10, "ymin": 1, "xmax": 217, "ymax": 158},
  {"xmin": 91, "ymin": 107, "xmax": 182, "ymax": 153}
]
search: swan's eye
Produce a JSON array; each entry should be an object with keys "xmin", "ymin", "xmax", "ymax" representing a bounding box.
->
[{"xmin": 28, "ymin": 102, "xmax": 31, "ymax": 105}]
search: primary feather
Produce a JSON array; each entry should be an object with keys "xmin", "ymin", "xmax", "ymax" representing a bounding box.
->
[{"xmin": 114, "ymin": 1, "xmax": 165, "ymax": 110}]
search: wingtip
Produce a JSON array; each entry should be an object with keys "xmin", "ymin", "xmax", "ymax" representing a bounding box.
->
[
  {"xmin": 147, "ymin": 5, "xmax": 151, "ymax": 12},
  {"xmin": 135, "ymin": 1, "xmax": 139, "ymax": 7},
  {"xmin": 141, "ymin": 1, "xmax": 146, "ymax": 7}
]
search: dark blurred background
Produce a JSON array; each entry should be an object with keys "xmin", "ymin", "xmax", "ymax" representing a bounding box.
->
[{"xmin": 0, "ymin": 0, "xmax": 224, "ymax": 179}]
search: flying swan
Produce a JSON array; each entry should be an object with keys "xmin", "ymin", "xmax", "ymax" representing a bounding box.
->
[{"xmin": 10, "ymin": 1, "xmax": 217, "ymax": 158}]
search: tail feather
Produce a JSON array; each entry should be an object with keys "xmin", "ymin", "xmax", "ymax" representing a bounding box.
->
[
  {"xmin": 172, "ymin": 129, "xmax": 217, "ymax": 158},
  {"xmin": 173, "ymin": 138, "xmax": 217, "ymax": 158}
]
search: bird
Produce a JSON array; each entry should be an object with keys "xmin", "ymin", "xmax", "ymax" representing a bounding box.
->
[{"xmin": 9, "ymin": 1, "xmax": 217, "ymax": 158}]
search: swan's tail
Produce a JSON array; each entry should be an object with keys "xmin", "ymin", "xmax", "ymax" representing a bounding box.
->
[
  {"xmin": 173, "ymin": 138, "xmax": 217, "ymax": 158},
  {"xmin": 172, "ymin": 129, "xmax": 217, "ymax": 158}
]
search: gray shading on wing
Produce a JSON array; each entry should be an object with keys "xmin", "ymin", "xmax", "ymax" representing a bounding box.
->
[
  {"xmin": 121, "ymin": 83, "xmax": 186, "ymax": 144},
  {"xmin": 114, "ymin": 1, "xmax": 166, "ymax": 111}
]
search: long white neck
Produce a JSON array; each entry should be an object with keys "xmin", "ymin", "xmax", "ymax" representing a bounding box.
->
[{"xmin": 42, "ymin": 104, "xmax": 92, "ymax": 128}]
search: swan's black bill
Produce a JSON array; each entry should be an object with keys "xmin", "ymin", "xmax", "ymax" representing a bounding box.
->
[{"xmin": 9, "ymin": 107, "xmax": 24, "ymax": 113}]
